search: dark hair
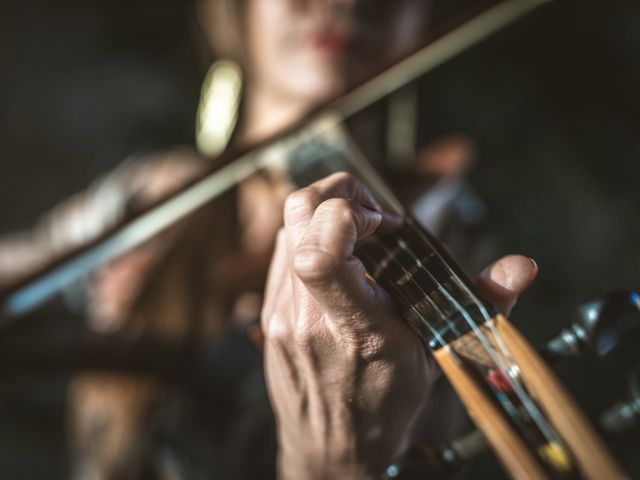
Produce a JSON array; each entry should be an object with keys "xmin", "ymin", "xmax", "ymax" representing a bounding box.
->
[{"xmin": 194, "ymin": 0, "xmax": 248, "ymax": 66}]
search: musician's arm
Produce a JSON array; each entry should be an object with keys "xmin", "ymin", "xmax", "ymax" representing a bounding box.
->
[
  {"xmin": 0, "ymin": 148, "xmax": 203, "ymax": 285},
  {"xmin": 261, "ymin": 172, "xmax": 537, "ymax": 479},
  {"xmin": 0, "ymin": 175, "xmax": 130, "ymax": 286},
  {"xmin": 0, "ymin": 148, "xmax": 205, "ymax": 331}
]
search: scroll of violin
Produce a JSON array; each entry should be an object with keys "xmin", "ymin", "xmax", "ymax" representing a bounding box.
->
[{"xmin": 357, "ymin": 218, "xmax": 627, "ymax": 479}]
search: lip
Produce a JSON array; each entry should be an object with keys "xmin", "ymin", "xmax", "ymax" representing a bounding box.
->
[{"xmin": 307, "ymin": 30, "xmax": 353, "ymax": 55}]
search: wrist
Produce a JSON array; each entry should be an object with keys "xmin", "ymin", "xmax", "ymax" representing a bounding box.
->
[
  {"xmin": 277, "ymin": 427, "xmax": 402, "ymax": 480},
  {"xmin": 277, "ymin": 449, "xmax": 376, "ymax": 480}
]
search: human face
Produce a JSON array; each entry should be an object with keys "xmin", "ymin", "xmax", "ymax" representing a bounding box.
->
[{"xmin": 244, "ymin": 0, "xmax": 430, "ymax": 105}]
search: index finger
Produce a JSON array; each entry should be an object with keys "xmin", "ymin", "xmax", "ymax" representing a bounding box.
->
[
  {"xmin": 282, "ymin": 172, "xmax": 385, "ymax": 257},
  {"xmin": 292, "ymin": 195, "xmax": 401, "ymax": 322}
]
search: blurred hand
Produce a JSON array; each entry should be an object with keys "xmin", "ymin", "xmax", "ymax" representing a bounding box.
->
[{"xmin": 261, "ymin": 172, "xmax": 537, "ymax": 479}]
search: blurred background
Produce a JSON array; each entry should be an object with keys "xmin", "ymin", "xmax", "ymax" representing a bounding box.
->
[{"xmin": 1, "ymin": 0, "xmax": 639, "ymax": 478}]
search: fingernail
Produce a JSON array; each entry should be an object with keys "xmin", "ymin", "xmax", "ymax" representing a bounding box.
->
[
  {"xmin": 356, "ymin": 205, "xmax": 383, "ymax": 236},
  {"xmin": 377, "ymin": 212, "xmax": 403, "ymax": 235},
  {"xmin": 527, "ymin": 256, "xmax": 539, "ymax": 273},
  {"xmin": 383, "ymin": 210, "xmax": 403, "ymax": 224},
  {"xmin": 488, "ymin": 255, "xmax": 537, "ymax": 293},
  {"xmin": 361, "ymin": 205, "xmax": 403, "ymax": 233},
  {"xmin": 368, "ymin": 209, "xmax": 383, "ymax": 225}
]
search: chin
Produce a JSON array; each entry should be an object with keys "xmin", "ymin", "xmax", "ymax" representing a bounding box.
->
[
  {"xmin": 275, "ymin": 61, "xmax": 348, "ymax": 105},
  {"xmin": 294, "ymin": 76, "xmax": 346, "ymax": 105}
]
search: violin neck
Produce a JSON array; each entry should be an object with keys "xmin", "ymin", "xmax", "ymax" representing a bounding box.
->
[
  {"xmin": 356, "ymin": 218, "xmax": 626, "ymax": 479},
  {"xmin": 356, "ymin": 216, "xmax": 494, "ymax": 349}
]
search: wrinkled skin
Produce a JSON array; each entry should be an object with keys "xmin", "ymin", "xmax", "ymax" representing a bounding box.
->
[{"xmin": 261, "ymin": 172, "xmax": 538, "ymax": 479}]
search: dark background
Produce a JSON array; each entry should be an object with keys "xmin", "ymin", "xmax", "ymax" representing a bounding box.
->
[
  {"xmin": 1, "ymin": 0, "xmax": 639, "ymax": 478},
  {"xmin": 418, "ymin": 0, "xmax": 640, "ymax": 477}
]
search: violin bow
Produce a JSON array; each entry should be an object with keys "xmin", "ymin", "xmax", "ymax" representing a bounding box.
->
[{"xmin": 0, "ymin": 0, "xmax": 550, "ymax": 320}]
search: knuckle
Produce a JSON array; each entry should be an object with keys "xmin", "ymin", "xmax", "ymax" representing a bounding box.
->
[
  {"xmin": 322, "ymin": 198, "xmax": 358, "ymax": 233},
  {"xmin": 264, "ymin": 315, "xmax": 291, "ymax": 344},
  {"xmin": 318, "ymin": 197, "xmax": 354, "ymax": 225},
  {"xmin": 293, "ymin": 247, "xmax": 340, "ymax": 283},
  {"xmin": 321, "ymin": 196, "xmax": 351, "ymax": 211},
  {"xmin": 284, "ymin": 188, "xmax": 320, "ymax": 223}
]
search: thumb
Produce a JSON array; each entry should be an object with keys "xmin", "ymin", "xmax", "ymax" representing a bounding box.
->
[{"xmin": 475, "ymin": 255, "xmax": 538, "ymax": 315}]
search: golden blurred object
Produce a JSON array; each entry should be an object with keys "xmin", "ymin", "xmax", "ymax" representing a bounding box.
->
[
  {"xmin": 196, "ymin": 60, "xmax": 242, "ymax": 157},
  {"xmin": 538, "ymin": 442, "xmax": 574, "ymax": 473}
]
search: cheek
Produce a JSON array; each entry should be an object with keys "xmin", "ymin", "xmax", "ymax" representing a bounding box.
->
[
  {"xmin": 254, "ymin": 44, "xmax": 348, "ymax": 103},
  {"xmin": 245, "ymin": 1, "xmax": 285, "ymax": 77}
]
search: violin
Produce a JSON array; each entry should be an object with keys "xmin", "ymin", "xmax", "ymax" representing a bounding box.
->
[
  {"xmin": 0, "ymin": 0, "xmax": 631, "ymax": 478},
  {"xmin": 357, "ymin": 216, "xmax": 625, "ymax": 478}
]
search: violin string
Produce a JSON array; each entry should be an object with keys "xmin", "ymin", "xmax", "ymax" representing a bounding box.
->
[
  {"xmin": 394, "ymin": 236, "xmax": 503, "ymax": 368},
  {"xmin": 358, "ymin": 248, "xmax": 449, "ymax": 351},
  {"xmin": 374, "ymin": 243, "xmax": 568, "ymax": 468},
  {"xmin": 375, "ymin": 240, "xmax": 465, "ymax": 343},
  {"xmin": 401, "ymin": 220, "xmax": 560, "ymax": 443},
  {"xmin": 401, "ymin": 220, "xmax": 523, "ymax": 374},
  {"xmin": 400, "ymin": 222, "xmax": 545, "ymax": 424},
  {"xmin": 379, "ymin": 230, "xmax": 558, "ymax": 444},
  {"xmin": 365, "ymin": 217, "xmax": 563, "ymax": 451},
  {"xmin": 387, "ymin": 280, "xmax": 451, "ymax": 352}
]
